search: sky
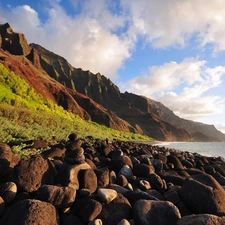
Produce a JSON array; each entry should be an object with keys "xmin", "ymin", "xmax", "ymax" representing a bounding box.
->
[{"xmin": 0, "ymin": 0, "xmax": 225, "ymax": 133}]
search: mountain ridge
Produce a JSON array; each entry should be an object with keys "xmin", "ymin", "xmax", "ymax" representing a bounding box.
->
[{"xmin": 1, "ymin": 23, "xmax": 224, "ymax": 141}]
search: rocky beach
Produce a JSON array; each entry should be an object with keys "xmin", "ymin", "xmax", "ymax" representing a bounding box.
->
[{"xmin": 1, "ymin": 134, "xmax": 225, "ymax": 225}]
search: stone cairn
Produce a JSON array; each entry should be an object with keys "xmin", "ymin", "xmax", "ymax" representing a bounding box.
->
[{"xmin": 1, "ymin": 133, "xmax": 225, "ymax": 224}]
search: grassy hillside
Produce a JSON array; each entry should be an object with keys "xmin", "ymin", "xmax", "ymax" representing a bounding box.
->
[{"xmin": 0, "ymin": 63, "xmax": 154, "ymax": 145}]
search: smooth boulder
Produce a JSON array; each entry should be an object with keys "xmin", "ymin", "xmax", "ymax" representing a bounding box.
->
[
  {"xmin": 177, "ymin": 214, "xmax": 225, "ymax": 225},
  {"xmin": 36, "ymin": 184, "xmax": 76, "ymax": 209},
  {"xmin": 178, "ymin": 173, "xmax": 225, "ymax": 215},
  {"xmin": 133, "ymin": 199, "xmax": 181, "ymax": 225}
]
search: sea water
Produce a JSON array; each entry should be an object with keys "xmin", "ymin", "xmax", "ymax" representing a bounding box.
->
[{"xmin": 153, "ymin": 142, "xmax": 225, "ymax": 158}]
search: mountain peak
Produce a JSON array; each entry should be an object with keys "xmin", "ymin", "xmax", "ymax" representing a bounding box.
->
[{"xmin": 0, "ymin": 23, "xmax": 30, "ymax": 55}]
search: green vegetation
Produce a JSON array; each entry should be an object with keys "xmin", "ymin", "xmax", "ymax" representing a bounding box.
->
[{"xmin": 0, "ymin": 63, "xmax": 154, "ymax": 154}]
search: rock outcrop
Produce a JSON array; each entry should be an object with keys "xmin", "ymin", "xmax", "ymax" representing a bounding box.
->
[{"xmin": 0, "ymin": 23, "xmax": 30, "ymax": 55}]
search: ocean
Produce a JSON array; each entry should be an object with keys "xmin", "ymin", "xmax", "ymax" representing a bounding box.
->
[{"xmin": 153, "ymin": 142, "xmax": 225, "ymax": 158}]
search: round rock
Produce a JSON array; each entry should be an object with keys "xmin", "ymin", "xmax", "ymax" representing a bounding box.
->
[
  {"xmin": 0, "ymin": 182, "xmax": 17, "ymax": 204},
  {"xmin": 36, "ymin": 184, "xmax": 76, "ymax": 209},
  {"xmin": 0, "ymin": 199, "xmax": 59, "ymax": 225},
  {"xmin": 97, "ymin": 188, "xmax": 118, "ymax": 204},
  {"xmin": 133, "ymin": 199, "xmax": 181, "ymax": 225}
]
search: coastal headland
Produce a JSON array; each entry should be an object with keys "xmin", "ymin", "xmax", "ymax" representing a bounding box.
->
[{"xmin": 1, "ymin": 133, "xmax": 225, "ymax": 224}]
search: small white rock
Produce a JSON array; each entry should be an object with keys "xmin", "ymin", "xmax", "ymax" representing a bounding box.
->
[
  {"xmin": 117, "ymin": 218, "xmax": 130, "ymax": 225},
  {"xmin": 88, "ymin": 219, "xmax": 103, "ymax": 225},
  {"xmin": 97, "ymin": 188, "xmax": 117, "ymax": 204}
]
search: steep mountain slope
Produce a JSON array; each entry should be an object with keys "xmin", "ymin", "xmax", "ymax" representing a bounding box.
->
[
  {"xmin": 148, "ymin": 99, "xmax": 225, "ymax": 141},
  {"xmin": 1, "ymin": 23, "xmax": 225, "ymax": 141},
  {"xmin": 29, "ymin": 43, "xmax": 225, "ymax": 141},
  {"xmin": 29, "ymin": 43, "xmax": 192, "ymax": 141}
]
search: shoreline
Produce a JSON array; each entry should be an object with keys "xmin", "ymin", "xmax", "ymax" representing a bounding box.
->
[{"xmin": 1, "ymin": 136, "xmax": 225, "ymax": 224}]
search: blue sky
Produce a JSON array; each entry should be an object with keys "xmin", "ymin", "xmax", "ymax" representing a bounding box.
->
[{"xmin": 1, "ymin": 0, "xmax": 225, "ymax": 133}]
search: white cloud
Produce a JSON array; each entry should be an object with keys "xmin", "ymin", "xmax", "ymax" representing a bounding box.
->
[
  {"xmin": 122, "ymin": 0, "xmax": 225, "ymax": 51},
  {"xmin": 125, "ymin": 58, "xmax": 206, "ymax": 96},
  {"xmin": 0, "ymin": 5, "xmax": 40, "ymax": 28},
  {"xmin": 124, "ymin": 58, "xmax": 225, "ymax": 121}
]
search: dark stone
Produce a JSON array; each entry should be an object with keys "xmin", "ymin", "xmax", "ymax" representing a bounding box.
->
[
  {"xmin": 176, "ymin": 201, "xmax": 192, "ymax": 217},
  {"xmin": 185, "ymin": 168, "xmax": 206, "ymax": 176},
  {"xmin": 151, "ymin": 159, "xmax": 163, "ymax": 172},
  {"xmin": 214, "ymin": 172, "xmax": 225, "ymax": 185},
  {"xmin": 107, "ymin": 150, "xmax": 123, "ymax": 159},
  {"xmin": 32, "ymin": 139, "xmax": 49, "ymax": 149},
  {"xmin": 72, "ymin": 198, "xmax": 102, "ymax": 223},
  {"xmin": 102, "ymin": 146, "xmax": 112, "ymax": 157},
  {"xmin": 181, "ymin": 159, "xmax": 194, "ymax": 168},
  {"xmin": 78, "ymin": 169, "xmax": 97, "ymax": 196},
  {"xmin": 0, "ymin": 199, "xmax": 59, "ymax": 225},
  {"xmin": 41, "ymin": 143, "xmax": 66, "ymax": 159},
  {"xmin": 157, "ymin": 171, "xmax": 185, "ymax": 186},
  {"xmin": 59, "ymin": 214, "xmax": 84, "ymax": 225},
  {"xmin": 147, "ymin": 173, "xmax": 164, "ymax": 190},
  {"xmin": 136, "ymin": 179, "xmax": 151, "ymax": 191},
  {"xmin": 65, "ymin": 147, "xmax": 85, "ymax": 164},
  {"xmin": 0, "ymin": 144, "xmax": 13, "ymax": 177},
  {"xmin": 110, "ymin": 155, "xmax": 133, "ymax": 172},
  {"xmin": 109, "ymin": 170, "xmax": 117, "ymax": 184},
  {"xmin": 167, "ymin": 154, "xmax": 184, "ymax": 170},
  {"xmin": 13, "ymin": 154, "xmax": 56, "ymax": 193},
  {"xmin": 12, "ymin": 192, "xmax": 30, "ymax": 203},
  {"xmin": 212, "ymin": 164, "xmax": 225, "ymax": 177},
  {"xmin": 65, "ymin": 138, "xmax": 83, "ymax": 152},
  {"xmin": 130, "ymin": 156, "xmax": 140, "ymax": 166},
  {"xmin": 178, "ymin": 173, "xmax": 225, "ymax": 215},
  {"xmin": 196, "ymin": 159, "xmax": 204, "ymax": 168},
  {"xmin": 36, "ymin": 185, "xmax": 76, "ymax": 209},
  {"xmin": 124, "ymin": 190, "xmax": 158, "ymax": 206},
  {"xmin": 154, "ymin": 153, "xmax": 167, "ymax": 164},
  {"xmin": 68, "ymin": 133, "xmax": 78, "ymax": 141},
  {"xmin": 117, "ymin": 174, "xmax": 128, "ymax": 187},
  {"xmin": 133, "ymin": 199, "xmax": 181, "ymax": 225},
  {"xmin": 0, "ymin": 182, "xmax": 17, "ymax": 204},
  {"xmin": 146, "ymin": 189, "xmax": 164, "ymax": 200},
  {"xmin": 177, "ymin": 170, "xmax": 190, "ymax": 178},
  {"xmin": 133, "ymin": 163, "xmax": 155, "ymax": 177},
  {"xmin": 97, "ymin": 193, "xmax": 132, "ymax": 225},
  {"xmin": 204, "ymin": 165, "xmax": 216, "ymax": 175},
  {"xmin": 163, "ymin": 189, "xmax": 180, "ymax": 204},
  {"xmin": 94, "ymin": 167, "xmax": 109, "ymax": 188},
  {"xmin": 177, "ymin": 214, "xmax": 225, "ymax": 225},
  {"xmin": 85, "ymin": 158, "xmax": 97, "ymax": 169}
]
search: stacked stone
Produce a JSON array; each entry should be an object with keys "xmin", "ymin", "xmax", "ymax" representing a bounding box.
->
[
  {"xmin": 64, "ymin": 133, "xmax": 85, "ymax": 164},
  {"xmin": 1, "ymin": 134, "xmax": 225, "ymax": 224}
]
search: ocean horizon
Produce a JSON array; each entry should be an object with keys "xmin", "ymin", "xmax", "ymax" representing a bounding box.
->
[{"xmin": 151, "ymin": 142, "xmax": 225, "ymax": 158}]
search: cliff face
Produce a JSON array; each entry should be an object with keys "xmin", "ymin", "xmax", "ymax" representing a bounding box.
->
[
  {"xmin": 29, "ymin": 43, "xmax": 192, "ymax": 141},
  {"xmin": 1, "ymin": 23, "xmax": 225, "ymax": 141},
  {"xmin": 0, "ymin": 23, "xmax": 30, "ymax": 55}
]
